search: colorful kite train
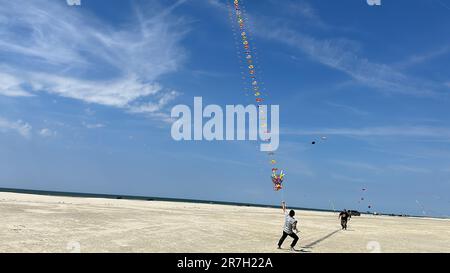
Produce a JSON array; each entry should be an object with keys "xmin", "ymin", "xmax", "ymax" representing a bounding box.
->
[{"xmin": 228, "ymin": 0, "xmax": 286, "ymax": 191}]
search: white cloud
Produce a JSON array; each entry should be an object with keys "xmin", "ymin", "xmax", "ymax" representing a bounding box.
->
[
  {"xmin": 0, "ymin": 72, "xmax": 33, "ymax": 97},
  {"xmin": 331, "ymin": 160, "xmax": 432, "ymax": 175},
  {"xmin": 278, "ymin": 0, "xmax": 329, "ymax": 30},
  {"xmin": 387, "ymin": 165, "xmax": 431, "ymax": 174},
  {"xmin": 257, "ymin": 27, "xmax": 439, "ymax": 97},
  {"xmin": 128, "ymin": 90, "xmax": 180, "ymax": 114},
  {"xmin": 25, "ymin": 72, "xmax": 162, "ymax": 108},
  {"xmin": 325, "ymin": 101, "xmax": 369, "ymax": 116},
  {"xmin": 285, "ymin": 126, "xmax": 450, "ymax": 139},
  {"xmin": 333, "ymin": 160, "xmax": 382, "ymax": 172},
  {"xmin": 39, "ymin": 128, "xmax": 56, "ymax": 137},
  {"xmin": 82, "ymin": 122, "xmax": 105, "ymax": 129},
  {"xmin": 84, "ymin": 108, "xmax": 95, "ymax": 116},
  {"xmin": 394, "ymin": 45, "xmax": 450, "ymax": 69},
  {"xmin": 0, "ymin": 0, "xmax": 186, "ymax": 118},
  {"xmin": 206, "ymin": 0, "xmax": 224, "ymax": 9},
  {"xmin": 217, "ymin": 1, "xmax": 440, "ymax": 98},
  {"xmin": 0, "ymin": 117, "xmax": 32, "ymax": 138},
  {"xmin": 330, "ymin": 173, "xmax": 366, "ymax": 183},
  {"xmin": 206, "ymin": 0, "xmax": 444, "ymax": 97}
]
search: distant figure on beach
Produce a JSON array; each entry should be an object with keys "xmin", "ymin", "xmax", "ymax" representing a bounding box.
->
[
  {"xmin": 339, "ymin": 209, "xmax": 351, "ymax": 230},
  {"xmin": 277, "ymin": 201, "xmax": 299, "ymax": 252}
]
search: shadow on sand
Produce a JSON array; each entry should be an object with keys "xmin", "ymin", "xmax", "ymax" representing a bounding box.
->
[
  {"xmin": 278, "ymin": 248, "xmax": 311, "ymax": 253},
  {"xmin": 302, "ymin": 229, "xmax": 341, "ymax": 249}
]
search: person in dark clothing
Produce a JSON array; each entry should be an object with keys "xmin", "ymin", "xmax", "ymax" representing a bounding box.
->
[
  {"xmin": 277, "ymin": 201, "xmax": 299, "ymax": 252},
  {"xmin": 339, "ymin": 209, "xmax": 351, "ymax": 230}
]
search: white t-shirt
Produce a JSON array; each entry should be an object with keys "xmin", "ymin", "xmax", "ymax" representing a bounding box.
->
[{"xmin": 283, "ymin": 213, "xmax": 297, "ymax": 234}]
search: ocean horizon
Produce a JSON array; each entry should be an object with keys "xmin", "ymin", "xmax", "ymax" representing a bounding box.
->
[{"xmin": 1, "ymin": 187, "xmax": 445, "ymax": 219}]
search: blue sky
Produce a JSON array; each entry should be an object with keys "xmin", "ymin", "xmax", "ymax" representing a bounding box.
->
[{"xmin": 1, "ymin": 0, "xmax": 450, "ymax": 217}]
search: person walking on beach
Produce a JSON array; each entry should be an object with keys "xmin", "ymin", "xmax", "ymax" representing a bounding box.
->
[
  {"xmin": 339, "ymin": 209, "xmax": 351, "ymax": 230},
  {"xmin": 277, "ymin": 201, "xmax": 299, "ymax": 252}
]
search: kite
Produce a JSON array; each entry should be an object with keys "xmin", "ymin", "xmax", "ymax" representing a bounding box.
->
[
  {"xmin": 229, "ymin": 0, "xmax": 285, "ymax": 192},
  {"xmin": 271, "ymin": 169, "xmax": 286, "ymax": 191},
  {"xmin": 311, "ymin": 137, "xmax": 328, "ymax": 145}
]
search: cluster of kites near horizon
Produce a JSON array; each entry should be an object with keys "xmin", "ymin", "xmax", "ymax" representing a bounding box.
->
[{"xmin": 228, "ymin": 0, "xmax": 376, "ymax": 210}]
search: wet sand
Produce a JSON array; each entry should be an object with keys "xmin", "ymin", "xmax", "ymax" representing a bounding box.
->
[{"xmin": 0, "ymin": 192, "xmax": 449, "ymax": 253}]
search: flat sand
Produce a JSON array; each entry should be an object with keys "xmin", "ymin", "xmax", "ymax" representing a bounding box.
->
[{"xmin": 0, "ymin": 192, "xmax": 449, "ymax": 253}]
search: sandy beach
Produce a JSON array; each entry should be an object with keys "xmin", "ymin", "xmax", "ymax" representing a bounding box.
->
[{"xmin": 0, "ymin": 192, "xmax": 449, "ymax": 253}]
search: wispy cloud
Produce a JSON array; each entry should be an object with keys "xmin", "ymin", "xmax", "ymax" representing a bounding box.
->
[
  {"xmin": 39, "ymin": 128, "xmax": 56, "ymax": 138},
  {"xmin": 223, "ymin": 1, "xmax": 443, "ymax": 98},
  {"xmin": 330, "ymin": 173, "xmax": 366, "ymax": 184},
  {"xmin": 257, "ymin": 27, "xmax": 440, "ymax": 97},
  {"xmin": 432, "ymin": 0, "xmax": 450, "ymax": 11},
  {"xmin": 394, "ymin": 45, "xmax": 450, "ymax": 69},
  {"xmin": 128, "ymin": 91, "xmax": 180, "ymax": 114},
  {"xmin": 82, "ymin": 122, "xmax": 105, "ymax": 129},
  {"xmin": 206, "ymin": 0, "xmax": 223, "ymax": 9},
  {"xmin": 332, "ymin": 160, "xmax": 432, "ymax": 175},
  {"xmin": 0, "ymin": 0, "xmax": 187, "ymax": 119},
  {"xmin": 387, "ymin": 165, "xmax": 431, "ymax": 174},
  {"xmin": 0, "ymin": 117, "xmax": 32, "ymax": 138},
  {"xmin": 333, "ymin": 160, "xmax": 433, "ymax": 174},
  {"xmin": 0, "ymin": 72, "xmax": 35, "ymax": 97},
  {"xmin": 190, "ymin": 69, "xmax": 229, "ymax": 78},
  {"xmin": 325, "ymin": 101, "xmax": 369, "ymax": 116},
  {"xmin": 207, "ymin": 0, "xmax": 443, "ymax": 97},
  {"xmin": 175, "ymin": 153, "xmax": 254, "ymax": 168},
  {"xmin": 6, "ymin": 71, "xmax": 163, "ymax": 108},
  {"xmin": 273, "ymin": 0, "xmax": 333, "ymax": 31},
  {"xmin": 285, "ymin": 126, "xmax": 450, "ymax": 139},
  {"xmin": 333, "ymin": 160, "xmax": 382, "ymax": 172}
]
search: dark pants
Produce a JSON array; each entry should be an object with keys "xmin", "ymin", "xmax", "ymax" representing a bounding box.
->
[
  {"xmin": 278, "ymin": 231, "xmax": 299, "ymax": 248},
  {"xmin": 341, "ymin": 219, "xmax": 348, "ymax": 230}
]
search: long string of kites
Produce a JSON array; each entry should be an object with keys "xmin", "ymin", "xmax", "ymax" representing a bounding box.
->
[{"xmin": 228, "ymin": 0, "xmax": 285, "ymax": 192}]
